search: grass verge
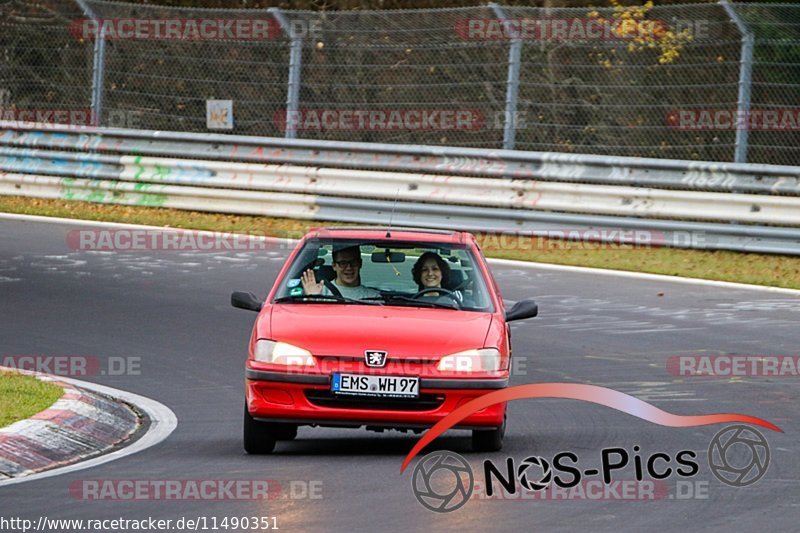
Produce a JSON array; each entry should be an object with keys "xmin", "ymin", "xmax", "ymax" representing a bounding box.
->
[
  {"xmin": 0, "ymin": 370, "xmax": 64, "ymax": 428},
  {"xmin": 1, "ymin": 195, "xmax": 799, "ymax": 289}
]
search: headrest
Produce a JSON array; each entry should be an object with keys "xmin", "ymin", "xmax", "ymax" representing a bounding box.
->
[
  {"xmin": 316, "ymin": 265, "xmax": 336, "ymax": 282},
  {"xmin": 445, "ymin": 269, "xmax": 465, "ymax": 290}
]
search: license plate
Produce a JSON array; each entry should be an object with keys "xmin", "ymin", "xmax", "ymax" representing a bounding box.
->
[{"xmin": 331, "ymin": 373, "xmax": 419, "ymax": 398}]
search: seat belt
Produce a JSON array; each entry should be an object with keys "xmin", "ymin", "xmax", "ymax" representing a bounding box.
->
[{"xmin": 323, "ymin": 280, "xmax": 343, "ymax": 298}]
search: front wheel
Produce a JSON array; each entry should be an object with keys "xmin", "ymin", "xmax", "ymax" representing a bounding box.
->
[
  {"xmin": 471, "ymin": 416, "xmax": 506, "ymax": 452},
  {"xmin": 243, "ymin": 404, "xmax": 277, "ymax": 454}
]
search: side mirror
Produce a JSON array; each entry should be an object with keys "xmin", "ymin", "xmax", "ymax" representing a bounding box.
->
[
  {"xmin": 505, "ymin": 299, "xmax": 538, "ymax": 322},
  {"xmin": 231, "ymin": 291, "xmax": 262, "ymax": 312}
]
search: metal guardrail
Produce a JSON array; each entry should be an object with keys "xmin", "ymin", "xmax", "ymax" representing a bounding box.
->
[
  {"xmin": 3, "ymin": 123, "xmax": 800, "ymax": 195},
  {"xmin": 4, "ymin": 150, "xmax": 800, "ymax": 225},
  {"xmin": 2, "ymin": 123, "xmax": 800, "ymax": 255}
]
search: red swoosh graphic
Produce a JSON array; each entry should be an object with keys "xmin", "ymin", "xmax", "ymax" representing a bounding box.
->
[{"xmin": 400, "ymin": 383, "xmax": 782, "ymax": 473}]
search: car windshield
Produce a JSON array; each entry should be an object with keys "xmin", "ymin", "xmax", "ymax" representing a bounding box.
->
[{"xmin": 273, "ymin": 238, "xmax": 495, "ymax": 312}]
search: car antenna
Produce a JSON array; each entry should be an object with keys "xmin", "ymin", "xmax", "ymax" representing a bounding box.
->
[{"xmin": 386, "ymin": 187, "xmax": 400, "ymax": 238}]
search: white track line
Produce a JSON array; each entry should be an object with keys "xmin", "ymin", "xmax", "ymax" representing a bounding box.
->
[
  {"xmin": 487, "ymin": 258, "xmax": 800, "ymax": 295},
  {"xmin": 0, "ymin": 212, "xmax": 293, "ymax": 247},
  {"xmin": 1, "ymin": 212, "xmax": 798, "ymax": 295},
  {"xmin": 0, "ymin": 375, "xmax": 177, "ymax": 487}
]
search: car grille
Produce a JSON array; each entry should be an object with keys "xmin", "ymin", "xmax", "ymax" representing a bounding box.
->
[{"xmin": 304, "ymin": 390, "xmax": 445, "ymax": 411}]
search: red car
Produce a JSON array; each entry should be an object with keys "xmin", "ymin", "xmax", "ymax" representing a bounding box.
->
[{"xmin": 232, "ymin": 227, "xmax": 538, "ymax": 453}]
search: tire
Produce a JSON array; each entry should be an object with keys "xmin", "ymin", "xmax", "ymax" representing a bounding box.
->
[
  {"xmin": 471, "ymin": 416, "xmax": 506, "ymax": 452},
  {"xmin": 243, "ymin": 404, "xmax": 277, "ymax": 454}
]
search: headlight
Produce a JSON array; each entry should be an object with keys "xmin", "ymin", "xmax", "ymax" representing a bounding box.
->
[
  {"xmin": 254, "ymin": 339, "xmax": 314, "ymax": 366},
  {"xmin": 437, "ymin": 348, "xmax": 503, "ymax": 373}
]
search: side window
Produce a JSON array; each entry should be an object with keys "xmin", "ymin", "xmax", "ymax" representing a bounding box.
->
[
  {"xmin": 461, "ymin": 252, "xmax": 493, "ymax": 310},
  {"xmin": 276, "ymin": 244, "xmax": 324, "ymax": 298},
  {"xmin": 310, "ymin": 247, "xmax": 336, "ymax": 286}
]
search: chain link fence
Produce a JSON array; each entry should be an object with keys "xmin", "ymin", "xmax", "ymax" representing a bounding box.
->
[
  {"xmin": 734, "ymin": 3, "xmax": 800, "ymax": 166},
  {"xmin": 1, "ymin": 0, "xmax": 798, "ymax": 165}
]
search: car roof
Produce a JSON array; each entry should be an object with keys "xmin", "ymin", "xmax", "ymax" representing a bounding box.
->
[{"xmin": 306, "ymin": 226, "xmax": 471, "ymax": 245}]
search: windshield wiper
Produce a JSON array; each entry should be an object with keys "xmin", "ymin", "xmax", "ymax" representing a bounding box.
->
[
  {"xmin": 362, "ymin": 294, "xmax": 458, "ymax": 310},
  {"xmin": 274, "ymin": 294, "xmax": 382, "ymax": 305}
]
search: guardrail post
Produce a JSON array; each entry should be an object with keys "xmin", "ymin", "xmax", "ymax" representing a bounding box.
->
[
  {"xmin": 720, "ymin": 0, "xmax": 754, "ymax": 164},
  {"xmin": 270, "ymin": 8, "xmax": 303, "ymax": 140},
  {"xmin": 75, "ymin": 0, "xmax": 106, "ymax": 127},
  {"xmin": 490, "ymin": 3, "xmax": 522, "ymax": 151}
]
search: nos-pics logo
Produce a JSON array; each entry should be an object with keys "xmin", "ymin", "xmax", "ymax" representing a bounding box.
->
[
  {"xmin": 411, "ymin": 451, "xmax": 474, "ymax": 513},
  {"xmin": 411, "ymin": 425, "xmax": 771, "ymax": 513}
]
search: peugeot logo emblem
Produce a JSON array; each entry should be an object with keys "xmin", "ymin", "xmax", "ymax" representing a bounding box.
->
[{"xmin": 365, "ymin": 350, "xmax": 388, "ymax": 368}]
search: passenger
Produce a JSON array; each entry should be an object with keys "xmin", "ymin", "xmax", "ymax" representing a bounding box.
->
[
  {"xmin": 411, "ymin": 252, "xmax": 451, "ymax": 296},
  {"xmin": 301, "ymin": 245, "xmax": 379, "ymax": 300}
]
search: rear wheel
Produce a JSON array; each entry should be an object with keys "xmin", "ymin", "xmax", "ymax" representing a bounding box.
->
[
  {"xmin": 243, "ymin": 405, "xmax": 277, "ymax": 454},
  {"xmin": 471, "ymin": 416, "xmax": 506, "ymax": 452}
]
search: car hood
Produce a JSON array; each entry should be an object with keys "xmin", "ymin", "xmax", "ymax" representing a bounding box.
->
[{"xmin": 269, "ymin": 304, "xmax": 493, "ymax": 359}]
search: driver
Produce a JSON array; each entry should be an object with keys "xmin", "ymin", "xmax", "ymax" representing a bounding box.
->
[
  {"xmin": 301, "ymin": 245, "xmax": 380, "ymax": 300},
  {"xmin": 411, "ymin": 251, "xmax": 451, "ymax": 296}
]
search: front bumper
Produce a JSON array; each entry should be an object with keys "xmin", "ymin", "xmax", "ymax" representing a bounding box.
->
[{"xmin": 245, "ymin": 370, "xmax": 507, "ymax": 429}]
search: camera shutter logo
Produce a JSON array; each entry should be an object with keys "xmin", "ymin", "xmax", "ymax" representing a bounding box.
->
[
  {"xmin": 517, "ymin": 456, "xmax": 553, "ymax": 491},
  {"xmin": 708, "ymin": 425, "xmax": 770, "ymax": 487},
  {"xmin": 411, "ymin": 451, "xmax": 473, "ymax": 513}
]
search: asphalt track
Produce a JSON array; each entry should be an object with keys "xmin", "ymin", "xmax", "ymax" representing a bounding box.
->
[{"xmin": 1, "ymin": 217, "xmax": 798, "ymax": 532}]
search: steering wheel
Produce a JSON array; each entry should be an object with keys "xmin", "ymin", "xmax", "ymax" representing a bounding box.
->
[{"xmin": 412, "ymin": 287, "xmax": 461, "ymax": 307}]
